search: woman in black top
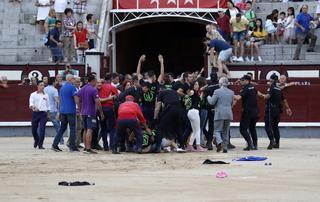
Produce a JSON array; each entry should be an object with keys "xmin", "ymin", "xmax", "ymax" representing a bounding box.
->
[{"xmin": 186, "ymin": 81, "xmax": 206, "ymax": 152}]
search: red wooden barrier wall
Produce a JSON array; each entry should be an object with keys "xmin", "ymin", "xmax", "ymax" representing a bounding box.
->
[{"xmin": 0, "ymin": 83, "xmax": 319, "ymax": 122}]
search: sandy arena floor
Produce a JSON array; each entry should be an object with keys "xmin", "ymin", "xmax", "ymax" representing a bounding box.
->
[{"xmin": 0, "ymin": 137, "xmax": 319, "ymax": 202}]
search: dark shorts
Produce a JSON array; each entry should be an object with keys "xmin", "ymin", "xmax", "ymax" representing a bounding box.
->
[
  {"xmin": 82, "ymin": 115, "xmax": 96, "ymax": 130},
  {"xmin": 232, "ymin": 31, "xmax": 246, "ymax": 41}
]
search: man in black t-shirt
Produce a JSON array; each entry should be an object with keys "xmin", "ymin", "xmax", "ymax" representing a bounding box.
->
[
  {"xmin": 140, "ymin": 81, "xmax": 156, "ymax": 129},
  {"xmin": 234, "ymin": 75, "xmax": 259, "ymax": 150},
  {"xmin": 152, "ymin": 89, "xmax": 185, "ymax": 152}
]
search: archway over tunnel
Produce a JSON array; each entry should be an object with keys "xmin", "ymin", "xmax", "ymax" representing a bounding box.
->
[{"xmin": 115, "ymin": 20, "xmax": 207, "ymax": 76}]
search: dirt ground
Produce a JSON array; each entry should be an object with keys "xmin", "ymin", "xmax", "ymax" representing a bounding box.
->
[{"xmin": 0, "ymin": 137, "xmax": 320, "ymax": 202}]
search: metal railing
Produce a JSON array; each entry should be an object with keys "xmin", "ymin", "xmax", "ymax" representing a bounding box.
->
[{"xmin": 113, "ymin": 0, "xmax": 222, "ymax": 11}]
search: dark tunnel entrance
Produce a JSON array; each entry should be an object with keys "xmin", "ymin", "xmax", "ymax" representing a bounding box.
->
[{"xmin": 116, "ymin": 20, "xmax": 207, "ymax": 76}]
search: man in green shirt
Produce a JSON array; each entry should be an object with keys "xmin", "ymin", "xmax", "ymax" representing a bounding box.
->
[{"xmin": 244, "ymin": 1, "xmax": 256, "ymax": 30}]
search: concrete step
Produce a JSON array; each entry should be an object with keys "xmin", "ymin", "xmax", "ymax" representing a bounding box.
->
[{"xmin": 305, "ymin": 51, "xmax": 320, "ymax": 60}]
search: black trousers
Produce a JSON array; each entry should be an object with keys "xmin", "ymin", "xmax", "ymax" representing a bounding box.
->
[
  {"xmin": 155, "ymin": 105, "xmax": 184, "ymax": 148},
  {"xmin": 240, "ymin": 112, "xmax": 258, "ymax": 147},
  {"xmin": 264, "ymin": 113, "xmax": 280, "ymax": 144},
  {"xmin": 203, "ymin": 110, "xmax": 215, "ymax": 143}
]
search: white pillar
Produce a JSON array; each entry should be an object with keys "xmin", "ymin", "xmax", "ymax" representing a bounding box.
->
[{"xmin": 85, "ymin": 50, "xmax": 104, "ymax": 79}]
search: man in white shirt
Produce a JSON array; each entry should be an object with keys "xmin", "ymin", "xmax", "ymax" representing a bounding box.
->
[{"xmin": 29, "ymin": 80, "xmax": 50, "ymax": 149}]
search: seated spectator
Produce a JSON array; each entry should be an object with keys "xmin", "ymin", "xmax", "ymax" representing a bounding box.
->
[
  {"xmin": 53, "ymin": 0, "xmax": 70, "ymax": 20},
  {"xmin": 0, "ymin": 76, "xmax": 8, "ymax": 88},
  {"xmin": 35, "ymin": 0, "xmax": 53, "ymax": 33},
  {"xmin": 85, "ymin": 14, "xmax": 96, "ymax": 49},
  {"xmin": 61, "ymin": 63, "xmax": 77, "ymax": 80},
  {"xmin": 277, "ymin": 12, "xmax": 286, "ymax": 43},
  {"xmin": 244, "ymin": 31, "xmax": 252, "ymax": 61},
  {"xmin": 217, "ymin": 10, "xmax": 231, "ymax": 41},
  {"xmin": 230, "ymin": 13, "xmax": 249, "ymax": 62},
  {"xmin": 55, "ymin": 74, "xmax": 63, "ymax": 89},
  {"xmin": 48, "ymin": 20, "xmax": 64, "ymax": 63},
  {"xmin": 42, "ymin": 76, "xmax": 49, "ymax": 86},
  {"xmin": 244, "ymin": 1, "xmax": 256, "ymax": 31},
  {"xmin": 74, "ymin": 21, "xmax": 88, "ymax": 63},
  {"xmin": 284, "ymin": 7, "xmax": 296, "ymax": 44},
  {"xmin": 225, "ymin": 0, "xmax": 241, "ymax": 19},
  {"xmin": 293, "ymin": 5, "xmax": 317, "ymax": 60},
  {"xmin": 19, "ymin": 75, "xmax": 30, "ymax": 86},
  {"xmin": 31, "ymin": 76, "xmax": 38, "ymax": 86},
  {"xmin": 265, "ymin": 15, "xmax": 277, "ymax": 44},
  {"xmin": 63, "ymin": 8, "xmax": 76, "ymax": 63},
  {"xmin": 249, "ymin": 19, "xmax": 267, "ymax": 61},
  {"xmin": 73, "ymin": 0, "xmax": 87, "ymax": 22}
]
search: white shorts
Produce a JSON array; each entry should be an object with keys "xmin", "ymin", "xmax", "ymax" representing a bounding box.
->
[{"xmin": 218, "ymin": 48, "xmax": 233, "ymax": 62}]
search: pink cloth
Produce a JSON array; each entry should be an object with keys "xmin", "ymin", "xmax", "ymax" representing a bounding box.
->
[{"xmin": 216, "ymin": 171, "xmax": 228, "ymax": 178}]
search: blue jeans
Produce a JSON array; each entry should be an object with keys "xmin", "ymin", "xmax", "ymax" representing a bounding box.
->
[
  {"xmin": 50, "ymin": 46, "xmax": 64, "ymax": 62},
  {"xmin": 31, "ymin": 112, "xmax": 48, "ymax": 148},
  {"xmin": 100, "ymin": 106, "xmax": 116, "ymax": 150},
  {"xmin": 53, "ymin": 113, "xmax": 76, "ymax": 149},
  {"xmin": 116, "ymin": 119, "xmax": 143, "ymax": 151},
  {"xmin": 49, "ymin": 112, "xmax": 63, "ymax": 143}
]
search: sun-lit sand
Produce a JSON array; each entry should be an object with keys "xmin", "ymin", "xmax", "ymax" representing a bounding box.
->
[{"xmin": 0, "ymin": 137, "xmax": 320, "ymax": 202}]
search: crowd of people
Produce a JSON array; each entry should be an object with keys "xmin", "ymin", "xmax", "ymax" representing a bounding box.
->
[
  {"xmin": 28, "ymin": 56, "xmax": 294, "ymax": 154},
  {"xmin": 30, "ymin": 0, "xmax": 95, "ymax": 63},
  {"xmin": 206, "ymin": 1, "xmax": 320, "ymax": 62}
]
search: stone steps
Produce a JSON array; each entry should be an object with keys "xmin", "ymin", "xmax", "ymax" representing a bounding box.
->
[{"xmin": 0, "ymin": 0, "xmax": 103, "ymax": 63}]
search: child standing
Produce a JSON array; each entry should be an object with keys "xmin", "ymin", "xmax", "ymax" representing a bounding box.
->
[
  {"xmin": 277, "ymin": 12, "xmax": 286, "ymax": 44},
  {"xmin": 284, "ymin": 7, "xmax": 295, "ymax": 44}
]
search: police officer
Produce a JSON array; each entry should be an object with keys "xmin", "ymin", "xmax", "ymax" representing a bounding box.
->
[
  {"xmin": 260, "ymin": 74, "xmax": 292, "ymax": 150},
  {"xmin": 234, "ymin": 75, "xmax": 259, "ymax": 150}
]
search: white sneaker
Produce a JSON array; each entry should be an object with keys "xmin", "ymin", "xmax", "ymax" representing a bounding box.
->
[
  {"xmin": 237, "ymin": 57, "xmax": 244, "ymax": 62},
  {"xmin": 231, "ymin": 56, "xmax": 237, "ymax": 62},
  {"xmin": 251, "ymin": 57, "xmax": 254, "ymax": 62},
  {"xmin": 245, "ymin": 57, "xmax": 250, "ymax": 62},
  {"xmin": 174, "ymin": 148, "xmax": 186, "ymax": 153},
  {"xmin": 258, "ymin": 56, "xmax": 262, "ymax": 61}
]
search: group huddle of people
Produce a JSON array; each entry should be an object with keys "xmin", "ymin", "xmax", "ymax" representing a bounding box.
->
[{"xmin": 29, "ymin": 55, "xmax": 293, "ymax": 155}]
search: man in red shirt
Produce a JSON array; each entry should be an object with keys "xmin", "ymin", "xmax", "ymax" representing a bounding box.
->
[
  {"xmin": 98, "ymin": 74, "xmax": 119, "ymax": 151},
  {"xmin": 114, "ymin": 95, "xmax": 151, "ymax": 154},
  {"xmin": 217, "ymin": 10, "xmax": 231, "ymax": 42}
]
